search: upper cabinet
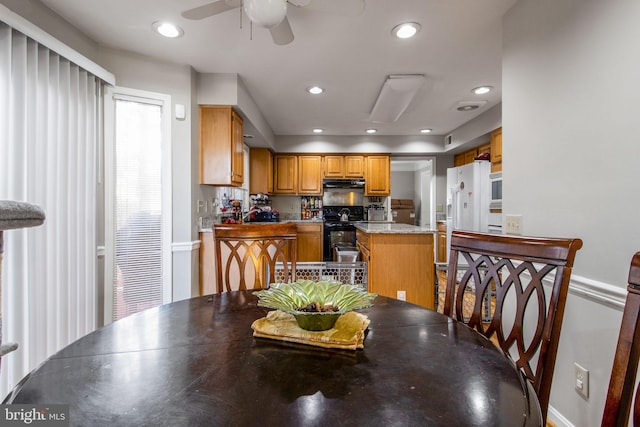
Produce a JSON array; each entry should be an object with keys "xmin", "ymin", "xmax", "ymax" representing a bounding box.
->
[
  {"xmin": 199, "ymin": 106, "xmax": 244, "ymax": 186},
  {"xmin": 273, "ymin": 154, "xmax": 298, "ymax": 194},
  {"xmin": 323, "ymin": 155, "xmax": 364, "ymax": 178},
  {"xmin": 249, "ymin": 147, "xmax": 273, "ymax": 194},
  {"xmin": 298, "ymin": 155, "xmax": 323, "ymax": 195},
  {"xmin": 364, "ymin": 155, "xmax": 391, "ymax": 196},
  {"xmin": 490, "ymin": 127, "xmax": 502, "ymax": 172}
]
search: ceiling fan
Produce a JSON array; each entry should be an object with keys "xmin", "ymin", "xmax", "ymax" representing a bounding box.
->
[{"xmin": 181, "ymin": 0, "xmax": 366, "ymax": 45}]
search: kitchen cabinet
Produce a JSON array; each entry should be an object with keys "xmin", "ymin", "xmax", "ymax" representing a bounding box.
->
[
  {"xmin": 199, "ymin": 106, "xmax": 243, "ymax": 186},
  {"xmin": 199, "ymin": 232, "xmax": 216, "ymax": 296},
  {"xmin": 454, "ymin": 142, "xmax": 492, "ymax": 168},
  {"xmin": 437, "ymin": 221, "xmax": 447, "ymax": 263},
  {"xmin": 273, "ymin": 155, "xmax": 298, "ymax": 194},
  {"xmin": 295, "ymin": 222, "xmax": 323, "ymax": 262},
  {"xmin": 298, "ymin": 155, "xmax": 323, "ymax": 195},
  {"xmin": 324, "ymin": 155, "xmax": 344, "ymax": 178},
  {"xmin": 364, "ymin": 155, "xmax": 390, "ymax": 196},
  {"xmin": 249, "ymin": 148, "xmax": 273, "ymax": 194},
  {"xmin": 324, "ymin": 155, "xmax": 364, "ymax": 178},
  {"xmin": 490, "ymin": 127, "xmax": 502, "ymax": 172},
  {"xmin": 356, "ymin": 228, "xmax": 435, "ymax": 309}
]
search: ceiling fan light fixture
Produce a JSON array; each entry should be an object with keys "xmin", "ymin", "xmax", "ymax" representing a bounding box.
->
[
  {"xmin": 243, "ymin": 0, "xmax": 288, "ymax": 28},
  {"xmin": 307, "ymin": 86, "xmax": 324, "ymax": 95},
  {"xmin": 152, "ymin": 21, "xmax": 184, "ymax": 38},
  {"xmin": 392, "ymin": 22, "xmax": 421, "ymax": 39}
]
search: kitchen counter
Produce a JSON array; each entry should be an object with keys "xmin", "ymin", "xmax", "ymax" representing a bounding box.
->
[
  {"xmin": 356, "ymin": 224, "xmax": 435, "ymax": 309},
  {"xmin": 199, "ymin": 219, "xmax": 323, "ymax": 232},
  {"xmin": 354, "ymin": 222, "xmax": 435, "ymax": 234}
]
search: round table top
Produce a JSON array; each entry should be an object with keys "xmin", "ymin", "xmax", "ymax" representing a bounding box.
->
[{"xmin": 6, "ymin": 291, "xmax": 542, "ymax": 426}]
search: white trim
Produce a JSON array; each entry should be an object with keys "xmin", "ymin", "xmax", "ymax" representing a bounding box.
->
[
  {"xmin": 547, "ymin": 405, "xmax": 574, "ymax": 427},
  {"xmin": 172, "ymin": 241, "xmax": 201, "ymax": 252},
  {"xmin": 567, "ymin": 273, "xmax": 627, "ymax": 310},
  {"xmin": 96, "ymin": 246, "xmax": 105, "ymax": 257},
  {"xmin": 0, "ymin": 4, "xmax": 115, "ymax": 85}
]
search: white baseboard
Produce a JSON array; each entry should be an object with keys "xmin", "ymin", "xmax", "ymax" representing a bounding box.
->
[{"xmin": 548, "ymin": 405, "xmax": 575, "ymax": 427}]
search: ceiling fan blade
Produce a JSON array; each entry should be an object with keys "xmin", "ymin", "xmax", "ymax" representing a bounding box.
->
[
  {"xmin": 303, "ymin": 0, "xmax": 365, "ymax": 16},
  {"xmin": 270, "ymin": 17, "xmax": 294, "ymax": 45},
  {"xmin": 181, "ymin": 0, "xmax": 240, "ymax": 20}
]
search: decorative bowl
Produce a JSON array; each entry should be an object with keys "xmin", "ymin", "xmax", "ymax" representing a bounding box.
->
[{"xmin": 254, "ymin": 280, "xmax": 377, "ymax": 331}]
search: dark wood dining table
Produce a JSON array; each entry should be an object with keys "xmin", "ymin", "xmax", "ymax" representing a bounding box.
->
[{"xmin": 5, "ymin": 291, "xmax": 543, "ymax": 426}]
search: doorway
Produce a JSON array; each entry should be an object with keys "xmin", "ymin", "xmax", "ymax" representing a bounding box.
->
[{"xmin": 104, "ymin": 87, "xmax": 172, "ymax": 323}]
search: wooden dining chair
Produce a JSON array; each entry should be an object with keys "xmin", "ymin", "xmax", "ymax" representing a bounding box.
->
[
  {"xmin": 443, "ymin": 230, "xmax": 583, "ymax": 423},
  {"xmin": 601, "ymin": 252, "xmax": 640, "ymax": 427},
  {"xmin": 213, "ymin": 223, "xmax": 297, "ymax": 293}
]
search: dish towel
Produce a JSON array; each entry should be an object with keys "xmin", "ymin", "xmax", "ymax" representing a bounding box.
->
[{"xmin": 251, "ymin": 310, "xmax": 370, "ymax": 350}]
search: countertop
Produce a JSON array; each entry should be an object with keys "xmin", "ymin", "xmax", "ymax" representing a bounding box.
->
[
  {"xmin": 199, "ymin": 219, "xmax": 323, "ymax": 232},
  {"xmin": 354, "ymin": 222, "xmax": 435, "ymax": 234}
]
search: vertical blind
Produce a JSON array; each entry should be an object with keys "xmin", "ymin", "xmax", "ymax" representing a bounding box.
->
[{"xmin": 0, "ymin": 22, "xmax": 102, "ymax": 397}]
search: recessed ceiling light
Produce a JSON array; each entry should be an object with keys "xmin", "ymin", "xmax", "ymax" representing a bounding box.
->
[
  {"xmin": 365, "ymin": 129, "xmax": 377, "ymax": 134},
  {"xmin": 307, "ymin": 86, "xmax": 324, "ymax": 95},
  {"xmin": 472, "ymin": 86, "xmax": 493, "ymax": 95},
  {"xmin": 457, "ymin": 104, "xmax": 480, "ymax": 112},
  {"xmin": 152, "ymin": 22, "xmax": 184, "ymax": 38},
  {"xmin": 312, "ymin": 128, "xmax": 323, "ymax": 133},
  {"xmin": 392, "ymin": 22, "xmax": 421, "ymax": 39},
  {"xmin": 420, "ymin": 129, "xmax": 432, "ymax": 134}
]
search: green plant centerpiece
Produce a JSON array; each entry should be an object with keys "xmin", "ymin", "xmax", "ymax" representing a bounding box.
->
[{"xmin": 254, "ymin": 280, "xmax": 377, "ymax": 331}]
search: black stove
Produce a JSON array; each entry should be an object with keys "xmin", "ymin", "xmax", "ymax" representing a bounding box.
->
[
  {"xmin": 322, "ymin": 206, "xmax": 364, "ymax": 223},
  {"xmin": 322, "ymin": 206, "xmax": 364, "ymax": 261}
]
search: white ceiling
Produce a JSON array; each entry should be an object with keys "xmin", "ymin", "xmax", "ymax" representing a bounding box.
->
[{"xmin": 38, "ymin": 0, "xmax": 516, "ymax": 140}]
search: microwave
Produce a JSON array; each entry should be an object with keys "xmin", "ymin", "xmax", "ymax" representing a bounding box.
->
[{"xmin": 490, "ymin": 172, "xmax": 502, "ymax": 209}]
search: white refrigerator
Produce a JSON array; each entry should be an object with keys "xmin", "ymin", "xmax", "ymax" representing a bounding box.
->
[{"xmin": 445, "ymin": 161, "xmax": 491, "ymax": 263}]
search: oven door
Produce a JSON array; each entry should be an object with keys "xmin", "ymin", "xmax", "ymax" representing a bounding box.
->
[{"xmin": 323, "ymin": 222, "xmax": 356, "ymax": 261}]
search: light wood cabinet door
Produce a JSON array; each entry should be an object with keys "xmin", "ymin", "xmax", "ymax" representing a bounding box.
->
[
  {"xmin": 296, "ymin": 222, "xmax": 323, "ymax": 262},
  {"xmin": 491, "ymin": 127, "xmax": 502, "ymax": 172},
  {"xmin": 298, "ymin": 155, "xmax": 323, "ymax": 195},
  {"xmin": 357, "ymin": 229, "xmax": 435, "ymax": 309},
  {"xmin": 323, "ymin": 155, "xmax": 344, "ymax": 178},
  {"xmin": 274, "ymin": 155, "xmax": 297, "ymax": 194},
  {"xmin": 463, "ymin": 149, "xmax": 478, "ymax": 164},
  {"xmin": 231, "ymin": 109, "xmax": 244, "ymax": 185},
  {"xmin": 344, "ymin": 155, "xmax": 364, "ymax": 178},
  {"xmin": 249, "ymin": 148, "xmax": 273, "ymax": 194},
  {"xmin": 454, "ymin": 153, "xmax": 465, "ymax": 167},
  {"xmin": 365, "ymin": 155, "xmax": 390, "ymax": 196},
  {"xmin": 199, "ymin": 105, "xmax": 244, "ymax": 186}
]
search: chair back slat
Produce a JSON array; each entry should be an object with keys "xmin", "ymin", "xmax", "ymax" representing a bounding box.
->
[
  {"xmin": 214, "ymin": 223, "xmax": 297, "ymax": 293},
  {"xmin": 444, "ymin": 230, "xmax": 582, "ymax": 423},
  {"xmin": 602, "ymin": 252, "xmax": 640, "ymax": 427}
]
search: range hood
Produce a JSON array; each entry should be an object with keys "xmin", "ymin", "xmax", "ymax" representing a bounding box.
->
[{"xmin": 322, "ymin": 179, "xmax": 365, "ymax": 189}]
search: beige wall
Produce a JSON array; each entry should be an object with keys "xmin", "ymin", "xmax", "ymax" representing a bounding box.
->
[{"xmin": 503, "ymin": 0, "xmax": 640, "ymax": 425}]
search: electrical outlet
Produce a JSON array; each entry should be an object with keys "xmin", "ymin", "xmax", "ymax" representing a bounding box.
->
[
  {"xmin": 397, "ymin": 290, "xmax": 406, "ymax": 301},
  {"xmin": 574, "ymin": 363, "xmax": 589, "ymax": 399},
  {"xmin": 505, "ymin": 214, "xmax": 523, "ymax": 235}
]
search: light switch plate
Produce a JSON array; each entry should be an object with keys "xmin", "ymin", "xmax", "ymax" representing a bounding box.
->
[
  {"xmin": 505, "ymin": 214, "xmax": 523, "ymax": 235},
  {"xmin": 574, "ymin": 362, "xmax": 589, "ymax": 399}
]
